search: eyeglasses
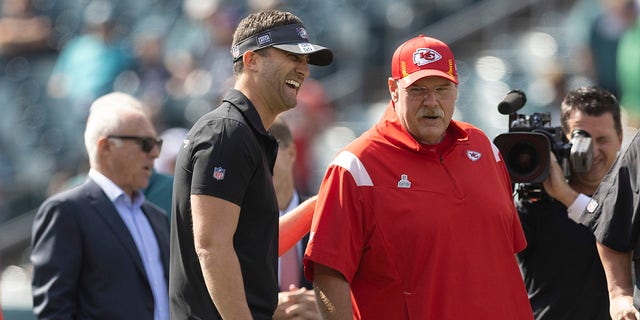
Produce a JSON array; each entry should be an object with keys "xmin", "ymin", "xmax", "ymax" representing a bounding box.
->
[
  {"xmin": 107, "ymin": 135, "xmax": 163, "ymax": 153},
  {"xmin": 401, "ymin": 83, "xmax": 453, "ymax": 100},
  {"xmin": 404, "ymin": 86, "xmax": 430, "ymax": 100}
]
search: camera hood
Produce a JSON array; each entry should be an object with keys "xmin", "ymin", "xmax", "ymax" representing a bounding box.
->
[{"xmin": 494, "ymin": 132, "xmax": 551, "ymax": 183}]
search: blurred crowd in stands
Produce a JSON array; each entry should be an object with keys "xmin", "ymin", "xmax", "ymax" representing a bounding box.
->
[{"xmin": 0, "ymin": 0, "xmax": 498, "ymax": 224}]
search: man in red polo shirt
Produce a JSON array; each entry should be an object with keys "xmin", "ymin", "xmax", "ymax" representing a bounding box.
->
[{"xmin": 304, "ymin": 35, "xmax": 533, "ymax": 319}]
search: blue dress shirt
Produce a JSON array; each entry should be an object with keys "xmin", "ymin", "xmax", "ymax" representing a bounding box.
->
[{"xmin": 88, "ymin": 169, "xmax": 169, "ymax": 320}]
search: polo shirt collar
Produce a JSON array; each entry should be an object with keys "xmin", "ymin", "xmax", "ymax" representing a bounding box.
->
[{"xmin": 222, "ymin": 89, "xmax": 269, "ymax": 136}]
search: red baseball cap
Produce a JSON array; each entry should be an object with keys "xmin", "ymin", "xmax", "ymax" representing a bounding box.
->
[{"xmin": 391, "ymin": 35, "xmax": 458, "ymax": 87}]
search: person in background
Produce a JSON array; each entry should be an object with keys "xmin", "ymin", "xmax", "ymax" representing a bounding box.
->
[
  {"xmin": 42, "ymin": 109, "xmax": 176, "ymax": 219},
  {"xmin": 616, "ymin": 0, "xmax": 640, "ymax": 129},
  {"xmin": 279, "ymin": 77, "xmax": 334, "ymax": 195},
  {"xmin": 144, "ymin": 127, "xmax": 189, "ymax": 218},
  {"xmin": 143, "ymin": 127, "xmax": 190, "ymax": 219},
  {"xmin": 270, "ymin": 116, "xmax": 319, "ymax": 320},
  {"xmin": 517, "ymin": 86, "xmax": 623, "ymax": 319},
  {"xmin": 169, "ymin": 9, "xmax": 332, "ymax": 319},
  {"xmin": 30, "ymin": 92, "xmax": 169, "ymax": 320},
  {"xmin": 303, "ymin": 35, "xmax": 533, "ymax": 319},
  {"xmin": 143, "ymin": 169, "xmax": 174, "ymax": 218},
  {"xmin": 588, "ymin": 0, "xmax": 636, "ymax": 98},
  {"xmin": 154, "ymin": 127, "xmax": 189, "ymax": 176}
]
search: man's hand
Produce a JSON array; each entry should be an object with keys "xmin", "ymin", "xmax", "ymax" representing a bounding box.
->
[
  {"xmin": 598, "ymin": 243, "xmax": 639, "ymax": 320},
  {"xmin": 542, "ymin": 152, "xmax": 578, "ymax": 207},
  {"xmin": 273, "ymin": 285, "xmax": 320, "ymax": 320},
  {"xmin": 609, "ymin": 295, "xmax": 640, "ymax": 320}
]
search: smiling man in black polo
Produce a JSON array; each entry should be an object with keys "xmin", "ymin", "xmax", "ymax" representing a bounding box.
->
[{"xmin": 169, "ymin": 9, "xmax": 332, "ymax": 320}]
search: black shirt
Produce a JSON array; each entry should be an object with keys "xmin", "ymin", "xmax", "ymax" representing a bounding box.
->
[
  {"xmin": 170, "ymin": 89, "xmax": 279, "ymax": 319},
  {"xmin": 517, "ymin": 195, "xmax": 610, "ymax": 320},
  {"xmin": 583, "ymin": 130, "xmax": 640, "ymax": 311}
]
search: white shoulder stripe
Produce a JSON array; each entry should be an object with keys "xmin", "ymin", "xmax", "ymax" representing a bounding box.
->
[
  {"xmin": 490, "ymin": 140, "xmax": 502, "ymax": 163},
  {"xmin": 330, "ymin": 151, "xmax": 373, "ymax": 186}
]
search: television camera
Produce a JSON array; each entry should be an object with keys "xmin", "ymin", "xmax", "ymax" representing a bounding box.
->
[{"xmin": 493, "ymin": 90, "xmax": 594, "ymax": 200}]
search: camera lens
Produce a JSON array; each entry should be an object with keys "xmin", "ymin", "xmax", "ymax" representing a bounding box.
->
[
  {"xmin": 494, "ymin": 131, "xmax": 550, "ymax": 183},
  {"xmin": 507, "ymin": 143, "xmax": 539, "ymax": 175}
]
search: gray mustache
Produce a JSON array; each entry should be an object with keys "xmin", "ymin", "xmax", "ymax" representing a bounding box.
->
[{"xmin": 417, "ymin": 110, "xmax": 443, "ymax": 118}]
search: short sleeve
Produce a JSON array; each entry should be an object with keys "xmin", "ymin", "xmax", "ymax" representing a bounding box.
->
[
  {"xmin": 190, "ymin": 118, "xmax": 259, "ymax": 206},
  {"xmin": 304, "ymin": 164, "xmax": 367, "ymax": 283}
]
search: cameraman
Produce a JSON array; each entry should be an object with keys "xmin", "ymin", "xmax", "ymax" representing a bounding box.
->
[{"xmin": 516, "ymin": 86, "xmax": 623, "ymax": 320}]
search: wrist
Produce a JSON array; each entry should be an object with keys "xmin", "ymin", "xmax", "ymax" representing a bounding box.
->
[
  {"xmin": 566, "ymin": 193, "xmax": 591, "ymax": 220},
  {"xmin": 557, "ymin": 188, "xmax": 579, "ymax": 208}
]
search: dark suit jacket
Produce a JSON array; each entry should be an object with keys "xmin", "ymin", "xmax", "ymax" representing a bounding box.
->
[{"xmin": 31, "ymin": 179, "xmax": 170, "ymax": 320}]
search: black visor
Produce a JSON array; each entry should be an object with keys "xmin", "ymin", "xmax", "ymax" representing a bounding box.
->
[{"xmin": 231, "ymin": 24, "xmax": 333, "ymax": 66}]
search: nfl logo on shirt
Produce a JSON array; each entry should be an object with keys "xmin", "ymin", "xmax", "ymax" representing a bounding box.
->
[{"xmin": 213, "ymin": 167, "xmax": 226, "ymax": 181}]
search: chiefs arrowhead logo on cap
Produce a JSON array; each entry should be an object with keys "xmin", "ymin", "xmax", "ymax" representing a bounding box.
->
[{"xmin": 413, "ymin": 48, "xmax": 442, "ymax": 67}]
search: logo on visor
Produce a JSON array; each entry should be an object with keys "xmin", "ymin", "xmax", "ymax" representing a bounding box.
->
[
  {"xmin": 298, "ymin": 43, "xmax": 314, "ymax": 53},
  {"xmin": 413, "ymin": 48, "xmax": 442, "ymax": 67},
  {"xmin": 296, "ymin": 27, "xmax": 308, "ymax": 39},
  {"xmin": 257, "ymin": 33, "xmax": 272, "ymax": 46}
]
